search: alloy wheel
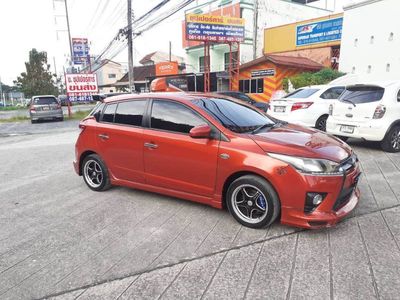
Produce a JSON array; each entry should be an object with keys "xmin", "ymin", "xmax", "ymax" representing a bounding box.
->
[
  {"xmin": 231, "ymin": 184, "xmax": 268, "ymax": 224},
  {"xmin": 83, "ymin": 159, "xmax": 103, "ymax": 188},
  {"xmin": 390, "ymin": 128, "xmax": 400, "ymax": 150}
]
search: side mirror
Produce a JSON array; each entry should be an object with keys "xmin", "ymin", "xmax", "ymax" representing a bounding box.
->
[{"xmin": 189, "ymin": 124, "xmax": 211, "ymax": 139}]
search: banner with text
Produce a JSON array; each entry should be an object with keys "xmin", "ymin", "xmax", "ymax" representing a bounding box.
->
[
  {"xmin": 185, "ymin": 14, "xmax": 245, "ymax": 43},
  {"xmin": 296, "ymin": 17, "xmax": 343, "ymax": 46},
  {"xmin": 65, "ymin": 74, "xmax": 98, "ymax": 102}
]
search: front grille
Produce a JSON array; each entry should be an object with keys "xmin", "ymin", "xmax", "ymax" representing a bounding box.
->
[{"xmin": 333, "ymin": 186, "xmax": 354, "ymax": 211}]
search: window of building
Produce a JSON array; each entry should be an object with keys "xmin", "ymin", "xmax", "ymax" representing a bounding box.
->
[
  {"xmin": 397, "ymin": 90, "xmax": 400, "ymax": 102},
  {"xmin": 387, "ymin": 63, "xmax": 391, "ymax": 72},
  {"xmin": 101, "ymin": 103, "xmax": 117, "ymax": 123},
  {"xmin": 199, "ymin": 56, "xmax": 205, "ymax": 72},
  {"xmin": 239, "ymin": 78, "xmax": 264, "ymax": 94},
  {"xmin": 389, "ymin": 32, "xmax": 394, "ymax": 41},
  {"xmin": 224, "ymin": 52, "xmax": 238, "ymax": 71},
  {"xmin": 150, "ymin": 100, "xmax": 205, "ymax": 134},
  {"xmin": 114, "ymin": 100, "xmax": 147, "ymax": 127},
  {"xmin": 352, "ymin": 66, "xmax": 356, "ymax": 74},
  {"xmin": 354, "ymin": 38, "xmax": 358, "ymax": 47},
  {"xmin": 367, "ymin": 65, "xmax": 372, "ymax": 73},
  {"xmin": 370, "ymin": 35, "xmax": 374, "ymax": 44},
  {"xmin": 108, "ymin": 74, "xmax": 116, "ymax": 79}
]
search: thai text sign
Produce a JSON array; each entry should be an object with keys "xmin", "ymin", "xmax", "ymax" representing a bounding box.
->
[
  {"xmin": 72, "ymin": 38, "xmax": 89, "ymax": 65},
  {"xmin": 65, "ymin": 74, "xmax": 98, "ymax": 102},
  {"xmin": 185, "ymin": 14, "xmax": 245, "ymax": 42},
  {"xmin": 155, "ymin": 62, "xmax": 179, "ymax": 76},
  {"xmin": 296, "ymin": 17, "xmax": 343, "ymax": 46}
]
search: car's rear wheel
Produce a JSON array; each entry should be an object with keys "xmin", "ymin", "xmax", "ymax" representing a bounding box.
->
[
  {"xmin": 82, "ymin": 154, "xmax": 111, "ymax": 191},
  {"xmin": 381, "ymin": 125, "xmax": 400, "ymax": 152},
  {"xmin": 315, "ymin": 115, "xmax": 328, "ymax": 131},
  {"xmin": 226, "ymin": 175, "xmax": 280, "ymax": 228}
]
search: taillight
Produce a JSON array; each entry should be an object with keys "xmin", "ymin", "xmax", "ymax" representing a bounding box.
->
[
  {"xmin": 291, "ymin": 102, "xmax": 313, "ymax": 111},
  {"xmin": 329, "ymin": 104, "xmax": 333, "ymax": 116},
  {"xmin": 373, "ymin": 104, "xmax": 386, "ymax": 119},
  {"xmin": 29, "ymin": 106, "xmax": 35, "ymax": 112},
  {"xmin": 57, "ymin": 103, "xmax": 61, "ymax": 109}
]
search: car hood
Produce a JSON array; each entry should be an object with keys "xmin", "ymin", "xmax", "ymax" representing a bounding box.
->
[{"xmin": 249, "ymin": 123, "xmax": 351, "ymax": 162}]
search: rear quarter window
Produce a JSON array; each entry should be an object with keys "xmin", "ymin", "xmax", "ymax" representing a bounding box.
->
[
  {"xmin": 340, "ymin": 86, "xmax": 384, "ymax": 104},
  {"xmin": 284, "ymin": 88, "xmax": 319, "ymax": 98}
]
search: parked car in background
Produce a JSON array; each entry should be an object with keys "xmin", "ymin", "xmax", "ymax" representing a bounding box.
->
[
  {"xmin": 217, "ymin": 91, "xmax": 269, "ymax": 112},
  {"xmin": 74, "ymin": 93, "xmax": 360, "ymax": 229},
  {"xmin": 327, "ymin": 81, "xmax": 400, "ymax": 152},
  {"xmin": 268, "ymin": 85, "xmax": 345, "ymax": 131},
  {"xmin": 29, "ymin": 95, "xmax": 63, "ymax": 123}
]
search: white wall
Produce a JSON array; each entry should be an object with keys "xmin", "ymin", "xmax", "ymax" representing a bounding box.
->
[{"xmin": 339, "ymin": 0, "xmax": 400, "ymax": 81}]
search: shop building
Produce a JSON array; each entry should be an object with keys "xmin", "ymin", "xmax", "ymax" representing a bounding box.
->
[
  {"xmin": 236, "ymin": 54, "xmax": 323, "ymax": 102},
  {"xmin": 263, "ymin": 13, "xmax": 343, "ymax": 69},
  {"xmin": 182, "ymin": 0, "xmax": 332, "ymax": 92}
]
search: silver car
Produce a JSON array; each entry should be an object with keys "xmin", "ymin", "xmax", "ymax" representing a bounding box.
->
[{"xmin": 29, "ymin": 95, "xmax": 64, "ymax": 123}]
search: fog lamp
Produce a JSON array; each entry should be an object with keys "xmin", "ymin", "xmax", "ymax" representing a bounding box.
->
[{"xmin": 304, "ymin": 192, "xmax": 327, "ymax": 213}]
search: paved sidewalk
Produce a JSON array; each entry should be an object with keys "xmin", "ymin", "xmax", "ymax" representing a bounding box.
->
[
  {"xmin": 0, "ymin": 128, "xmax": 400, "ymax": 299},
  {"xmin": 49, "ymin": 206, "xmax": 400, "ymax": 300}
]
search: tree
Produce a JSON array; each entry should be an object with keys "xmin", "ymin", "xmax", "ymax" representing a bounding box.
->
[
  {"xmin": 282, "ymin": 68, "xmax": 345, "ymax": 91},
  {"xmin": 14, "ymin": 49, "xmax": 58, "ymax": 98}
]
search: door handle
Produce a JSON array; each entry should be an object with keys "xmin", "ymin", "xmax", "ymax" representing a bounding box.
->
[
  {"xmin": 144, "ymin": 142, "xmax": 158, "ymax": 149},
  {"xmin": 98, "ymin": 134, "xmax": 109, "ymax": 140}
]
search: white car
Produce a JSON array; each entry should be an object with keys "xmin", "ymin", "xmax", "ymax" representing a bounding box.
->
[
  {"xmin": 327, "ymin": 81, "xmax": 400, "ymax": 152},
  {"xmin": 268, "ymin": 85, "xmax": 345, "ymax": 131}
]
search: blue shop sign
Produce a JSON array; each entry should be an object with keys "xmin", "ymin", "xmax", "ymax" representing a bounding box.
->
[{"xmin": 296, "ymin": 17, "xmax": 343, "ymax": 46}]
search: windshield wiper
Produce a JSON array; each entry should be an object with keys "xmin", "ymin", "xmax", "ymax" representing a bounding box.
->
[
  {"xmin": 251, "ymin": 123, "xmax": 276, "ymax": 134},
  {"xmin": 341, "ymin": 99, "xmax": 356, "ymax": 107}
]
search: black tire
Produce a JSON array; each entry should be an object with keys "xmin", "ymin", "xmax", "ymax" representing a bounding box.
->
[
  {"xmin": 82, "ymin": 154, "xmax": 112, "ymax": 191},
  {"xmin": 335, "ymin": 135, "xmax": 349, "ymax": 142},
  {"xmin": 381, "ymin": 125, "xmax": 400, "ymax": 152},
  {"xmin": 315, "ymin": 115, "xmax": 328, "ymax": 131},
  {"xmin": 226, "ymin": 175, "xmax": 280, "ymax": 229}
]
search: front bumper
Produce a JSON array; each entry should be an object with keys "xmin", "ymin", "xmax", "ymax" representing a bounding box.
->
[{"xmin": 279, "ymin": 161, "xmax": 361, "ymax": 229}]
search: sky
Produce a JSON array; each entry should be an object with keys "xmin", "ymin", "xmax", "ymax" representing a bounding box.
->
[
  {"xmin": 0, "ymin": 0, "xmax": 188, "ymax": 85},
  {"xmin": 0, "ymin": 0, "xmax": 355, "ymax": 86}
]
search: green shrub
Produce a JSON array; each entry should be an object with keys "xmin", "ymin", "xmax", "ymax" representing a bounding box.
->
[{"xmin": 283, "ymin": 68, "xmax": 345, "ymax": 91}]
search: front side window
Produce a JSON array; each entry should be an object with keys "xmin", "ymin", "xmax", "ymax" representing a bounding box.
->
[
  {"xmin": 339, "ymin": 86, "xmax": 384, "ymax": 104},
  {"xmin": 101, "ymin": 103, "xmax": 117, "ymax": 123},
  {"xmin": 192, "ymin": 98, "xmax": 275, "ymax": 133},
  {"xmin": 114, "ymin": 100, "xmax": 146, "ymax": 126},
  {"xmin": 150, "ymin": 100, "xmax": 206, "ymax": 134}
]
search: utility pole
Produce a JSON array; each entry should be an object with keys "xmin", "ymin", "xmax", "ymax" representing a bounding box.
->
[
  {"xmin": 127, "ymin": 0, "xmax": 135, "ymax": 93},
  {"xmin": 169, "ymin": 41, "xmax": 172, "ymax": 61},
  {"xmin": 64, "ymin": 0, "xmax": 74, "ymax": 68},
  {"xmin": 253, "ymin": 0, "xmax": 259, "ymax": 60},
  {"xmin": 0, "ymin": 76, "xmax": 3, "ymax": 106}
]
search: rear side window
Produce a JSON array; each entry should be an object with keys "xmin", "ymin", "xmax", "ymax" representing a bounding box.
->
[
  {"xmin": 284, "ymin": 88, "xmax": 319, "ymax": 98},
  {"xmin": 340, "ymin": 86, "xmax": 384, "ymax": 104},
  {"xmin": 33, "ymin": 97, "xmax": 58, "ymax": 105},
  {"xmin": 320, "ymin": 87, "xmax": 345, "ymax": 99},
  {"xmin": 114, "ymin": 100, "xmax": 146, "ymax": 126},
  {"xmin": 101, "ymin": 103, "xmax": 117, "ymax": 123},
  {"xmin": 150, "ymin": 100, "xmax": 205, "ymax": 134}
]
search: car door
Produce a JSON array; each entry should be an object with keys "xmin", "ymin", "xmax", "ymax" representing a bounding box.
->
[
  {"xmin": 96, "ymin": 99, "xmax": 147, "ymax": 183},
  {"xmin": 143, "ymin": 99, "xmax": 220, "ymax": 197}
]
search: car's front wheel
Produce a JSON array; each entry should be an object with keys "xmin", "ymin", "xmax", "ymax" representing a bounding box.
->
[
  {"xmin": 381, "ymin": 125, "xmax": 400, "ymax": 152},
  {"xmin": 82, "ymin": 154, "xmax": 111, "ymax": 191},
  {"xmin": 226, "ymin": 175, "xmax": 280, "ymax": 228}
]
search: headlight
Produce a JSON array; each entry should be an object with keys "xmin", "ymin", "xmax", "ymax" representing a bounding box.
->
[{"xmin": 268, "ymin": 153, "xmax": 343, "ymax": 175}]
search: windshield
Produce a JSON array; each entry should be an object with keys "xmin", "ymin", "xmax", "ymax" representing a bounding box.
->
[
  {"xmin": 191, "ymin": 98, "xmax": 275, "ymax": 133},
  {"xmin": 284, "ymin": 88, "xmax": 319, "ymax": 99},
  {"xmin": 33, "ymin": 97, "xmax": 58, "ymax": 105},
  {"xmin": 340, "ymin": 86, "xmax": 384, "ymax": 104}
]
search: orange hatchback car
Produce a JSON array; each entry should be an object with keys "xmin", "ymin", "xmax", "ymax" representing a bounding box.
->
[{"xmin": 74, "ymin": 93, "xmax": 361, "ymax": 229}]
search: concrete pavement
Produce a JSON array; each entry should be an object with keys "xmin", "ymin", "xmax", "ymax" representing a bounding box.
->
[{"xmin": 0, "ymin": 123, "xmax": 399, "ymax": 299}]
